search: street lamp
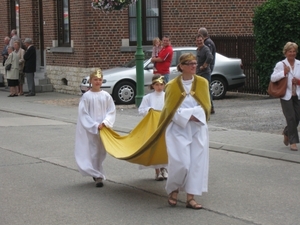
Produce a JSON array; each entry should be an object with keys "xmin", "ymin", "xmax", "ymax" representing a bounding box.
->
[{"xmin": 134, "ymin": 0, "xmax": 144, "ymax": 107}]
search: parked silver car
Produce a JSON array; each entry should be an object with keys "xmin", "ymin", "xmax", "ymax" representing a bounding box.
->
[{"xmin": 80, "ymin": 47, "xmax": 245, "ymax": 104}]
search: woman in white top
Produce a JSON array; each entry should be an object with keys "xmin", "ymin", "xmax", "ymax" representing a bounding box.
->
[
  {"xmin": 138, "ymin": 75, "xmax": 168, "ymax": 181},
  {"xmin": 270, "ymin": 42, "xmax": 300, "ymax": 151},
  {"xmin": 14, "ymin": 41, "xmax": 25, "ymax": 95}
]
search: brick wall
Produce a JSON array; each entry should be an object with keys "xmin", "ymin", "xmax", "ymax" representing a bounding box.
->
[
  {"xmin": 161, "ymin": 0, "xmax": 265, "ymax": 47},
  {"xmin": 19, "ymin": 0, "xmax": 38, "ymax": 45},
  {"xmin": 1, "ymin": 1, "xmax": 10, "ymax": 37},
  {"xmin": 0, "ymin": 0, "xmax": 266, "ymax": 94},
  {"xmin": 45, "ymin": 0, "xmax": 133, "ymax": 70}
]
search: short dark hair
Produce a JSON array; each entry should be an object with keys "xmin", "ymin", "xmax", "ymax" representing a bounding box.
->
[{"xmin": 195, "ymin": 33, "xmax": 204, "ymax": 40}]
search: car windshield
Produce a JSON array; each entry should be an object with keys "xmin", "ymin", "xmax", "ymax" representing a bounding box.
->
[{"xmin": 122, "ymin": 51, "xmax": 152, "ymax": 68}]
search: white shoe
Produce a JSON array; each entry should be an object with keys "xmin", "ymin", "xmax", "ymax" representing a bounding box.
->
[
  {"xmin": 160, "ymin": 168, "xmax": 168, "ymax": 179},
  {"xmin": 155, "ymin": 173, "xmax": 164, "ymax": 181}
]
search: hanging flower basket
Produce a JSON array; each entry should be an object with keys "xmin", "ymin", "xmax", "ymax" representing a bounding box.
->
[{"xmin": 92, "ymin": 0, "xmax": 137, "ymax": 12}]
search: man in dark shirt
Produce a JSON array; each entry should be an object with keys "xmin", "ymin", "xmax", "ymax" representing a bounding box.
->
[
  {"xmin": 198, "ymin": 27, "xmax": 216, "ymax": 72},
  {"xmin": 195, "ymin": 34, "xmax": 214, "ymax": 114},
  {"xmin": 23, "ymin": 38, "xmax": 36, "ymax": 96},
  {"xmin": 2, "ymin": 37, "xmax": 10, "ymax": 66},
  {"xmin": 198, "ymin": 28, "xmax": 216, "ymax": 114}
]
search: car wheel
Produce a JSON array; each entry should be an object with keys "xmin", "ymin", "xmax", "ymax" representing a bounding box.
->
[
  {"xmin": 113, "ymin": 81, "xmax": 136, "ymax": 104},
  {"xmin": 210, "ymin": 76, "xmax": 227, "ymax": 100}
]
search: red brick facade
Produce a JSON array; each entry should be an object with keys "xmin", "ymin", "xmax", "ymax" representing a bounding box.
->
[{"xmin": 0, "ymin": 0, "xmax": 265, "ymax": 93}]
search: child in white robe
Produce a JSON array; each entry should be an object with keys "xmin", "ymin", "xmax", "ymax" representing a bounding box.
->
[
  {"xmin": 74, "ymin": 69, "xmax": 116, "ymax": 187},
  {"xmin": 138, "ymin": 75, "xmax": 168, "ymax": 181}
]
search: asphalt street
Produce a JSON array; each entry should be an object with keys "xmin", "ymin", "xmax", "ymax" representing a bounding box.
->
[{"xmin": 0, "ymin": 90, "xmax": 300, "ymax": 225}]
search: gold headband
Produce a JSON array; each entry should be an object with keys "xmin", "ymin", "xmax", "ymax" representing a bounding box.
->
[
  {"xmin": 152, "ymin": 76, "xmax": 165, "ymax": 84},
  {"xmin": 95, "ymin": 69, "xmax": 102, "ymax": 78}
]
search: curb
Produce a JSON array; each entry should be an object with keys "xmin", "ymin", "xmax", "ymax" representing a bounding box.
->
[{"xmin": 1, "ymin": 107, "xmax": 300, "ymax": 164}]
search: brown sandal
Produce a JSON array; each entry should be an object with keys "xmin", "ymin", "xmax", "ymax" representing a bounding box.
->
[
  {"xmin": 186, "ymin": 199, "xmax": 203, "ymax": 210},
  {"xmin": 168, "ymin": 190, "xmax": 179, "ymax": 206}
]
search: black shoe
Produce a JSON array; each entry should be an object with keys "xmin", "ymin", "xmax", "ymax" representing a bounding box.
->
[
  {"xmin": 7, "ymin": 94, "xmax": 14, "ymax": 97},
  {"xmin": 94, "ymin": 177, "xmax": 104, "ymax": 187},
  {"xmin": 211, "ymin": 107, "xmax": 215, "ymax": 114},
  {"xmin": 25, "ymin": 93, "xmax": 36, "ymax": 97}
]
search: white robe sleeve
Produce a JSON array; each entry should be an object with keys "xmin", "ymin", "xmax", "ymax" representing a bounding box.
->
[
  {"xmin": 172, "ymin": 106, "xmax": 206, "ymax": 128},
  {"xmin": 102, "ymin": 95, "xmax": 116, "ymax": 128},
  {"xmin": 78, "ymin": 97, "xmax": 100, "ymax": 135},
  {"xmin": 138, "ymin": 95, "xmax": 151, "ymax": 117}
]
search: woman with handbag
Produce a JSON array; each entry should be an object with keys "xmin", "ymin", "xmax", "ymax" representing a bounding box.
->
[
  {"xmin": 270, "ymin": 42, "xmax": 300, "ymax": 151},
  {"xmin": 14, "ymin": 41, "xmax": 25, "ymax": 95},
  {"xmin": 4, "ymin": 46, "xmax": 20, "ymax": 97}
]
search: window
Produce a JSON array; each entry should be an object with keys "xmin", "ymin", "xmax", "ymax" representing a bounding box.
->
[
  {"xmin": 129, "ymin": 0, "xmax": 161, "ymax": 46},
  {"xmin": 57, "ymin": 0, "xmax": 70, "ymax": 47},
  {"xmin": 10, "ymin": 0, "xmax": 20, "ymax": 34}
]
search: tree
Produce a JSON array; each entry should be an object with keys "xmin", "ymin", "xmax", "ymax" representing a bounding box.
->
[{"xmin": 253, "ymin": 0, "xmax": 300, "ymax": 92}]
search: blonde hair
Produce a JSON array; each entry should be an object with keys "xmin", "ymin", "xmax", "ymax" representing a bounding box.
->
[
  {"xmin": 89, "ymin": 69, "xmax": 103, "ymax": 87},
  {"xmin": 177, "ymin": 53, "xmax": 197, "ymax": 72},
  {"xmin": 153, "ymin": 37, "xmax": 161, "ymax": 46},
  {"xmin": 283, "ymin": 42, "xmax": 298, "ymax": 55}
]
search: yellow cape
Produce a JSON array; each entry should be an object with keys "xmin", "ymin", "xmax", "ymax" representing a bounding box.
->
[{"xmin": 100, "ymin": 75, "xmax": 211, "ymax": 166}]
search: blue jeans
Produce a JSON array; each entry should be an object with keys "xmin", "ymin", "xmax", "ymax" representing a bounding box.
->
[
  {"xmin": 198, "ymin": 73, "xmax": 214, "ymax": 108},
  {"xmin": 162, "ymin": 74, "xmax": 170, "ymax": 83}
]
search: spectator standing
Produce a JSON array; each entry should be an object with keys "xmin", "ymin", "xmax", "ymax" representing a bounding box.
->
[
  {"xmin": 138, "ymin": 75, "xmax": 168, "ymax": 181},
  {"xmin": 198, "ymin": 28, "xmax": 216, "ymax": 114},
  {"xmin": 74, "ymin": 69, "xmax": 116, "ymax": 187},
  {"xmin": 9, "ymin": 29, "xmax": 22, "ymax": 48},
  {"xmin": 5, "ymin": 46, "xmax": 19, "ymax": 97},
  {"xmin": 270, "ymin": 42, "xmax": 300, "ymax": 151},
  {"xmin": 1, "ymin": 37, "xmax": 10, "ymax": 88},
  {"xmin": 14, "ymin": 41, "xmax": 25, "ymax": 95},
  {"xmin": 195, "ymin": 34, "xmax": 214, "ymax": 114},
  {"xmin": 152, "ymin": 37, "xmax": 162, "ymax": 73},
  {"xmin": 198, "ymin": 27, "xmax": 216, "ymax": 72},
  {"xmin": 151, "ymin": 35, "xmax": 173, "ymax": 83},
  {"xmin": 23, "ymin": 38, "xmax": 36, "ymax": 96},
  {"xmin": 2, "ymin": 37, "xmax": 10, "ymax": 66}
]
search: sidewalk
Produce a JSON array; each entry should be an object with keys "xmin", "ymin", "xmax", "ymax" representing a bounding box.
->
[{"xmin": 1, "ymin": 89, "xmax": 299, "ymax": 163}]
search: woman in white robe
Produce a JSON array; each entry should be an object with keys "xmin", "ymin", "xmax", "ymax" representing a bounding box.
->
[
  {"xmin": 74, "ymin": 69, "xmax": 116, "ymax": 187},
  {"xmin": 164, "ymin": 53, "xmax": 210, "ymax": 209},
  {"xmin": 138, "ymin": 75, "xmax": 168, "ymax": 181}
]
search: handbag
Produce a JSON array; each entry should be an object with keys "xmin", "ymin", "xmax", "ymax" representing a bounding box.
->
[
  {"xmin": 5, "ymin": 63, "xmax": 12, "ymax": 71},
  {"xmin": 267, "ymin": 62, "xmax": 288, "ymax": 98},
  {"xmin": 5, "ymin": 53, "xmax": 13, "ymax": 71}
]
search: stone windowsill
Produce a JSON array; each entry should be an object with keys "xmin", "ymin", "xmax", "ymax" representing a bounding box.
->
[
  {"xmin": 48, "ymin": 46, "xmax": 152, "ymax": 53},
  {"xmin": 48, "ymin": 47, "xmax": 74, "ymax": 53},
  {"xmin": 120, "ymin": 46, "xmax": 152, "ymax": 52}
]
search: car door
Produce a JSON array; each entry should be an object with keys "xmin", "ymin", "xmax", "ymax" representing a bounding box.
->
[{"xmin": 169, "ymin": 50, "xmax": 179, "ymax": 81}]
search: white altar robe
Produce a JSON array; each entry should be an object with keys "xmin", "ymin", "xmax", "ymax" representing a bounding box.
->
[
  {"xmin": 138, "ymin": 91, "xmax": 165, "ymax": 117},
  {"xmin": 165, "ymin": 78, "xmax": 209, "ymax": 195},
  {"xmin": 74, "ymin": 90, "xmax": 116, "ymax": 180},
  {"xmin": 138, "ymin": 91, "xmax": 167, "ymax": 169}
]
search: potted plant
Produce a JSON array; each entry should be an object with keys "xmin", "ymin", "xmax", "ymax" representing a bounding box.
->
[{"xmin": 92, "ymin": 0, "xmax": 137, "ymax": 11}]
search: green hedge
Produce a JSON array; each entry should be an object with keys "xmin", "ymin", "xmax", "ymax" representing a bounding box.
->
[{"xmin": 253, "ymin": 0, "xmax": 300, "ymax": 91}]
